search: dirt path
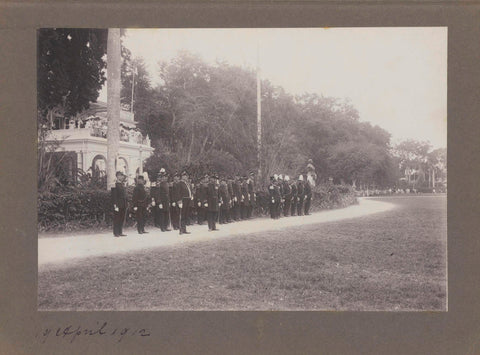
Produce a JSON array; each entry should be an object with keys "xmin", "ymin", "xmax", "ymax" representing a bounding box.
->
[{"xmin": 38, "ymin": 198, "xmax": 396, "ymax": 268}]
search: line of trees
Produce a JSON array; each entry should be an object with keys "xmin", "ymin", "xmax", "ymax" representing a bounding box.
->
[{"xmin": 38, "ymin": 28, "xmax": 446, "ymax": 192}]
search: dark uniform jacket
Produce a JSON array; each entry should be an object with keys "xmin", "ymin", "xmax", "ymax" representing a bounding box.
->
[
  {"xmin": 219, "ymin": 183, "xmax": 230, "ymax": 210},
  {"xmin": 227, "ymin": 181, "xmax": 234, "ymax": 201},
  {"xmin": 283, "ymin": 181, "xmax": 292, "ymax": 199},
  {"xmin": 290, "ymin": 182, "xmax": 297, "ymax": 199},
  {"xmin": 297, "ymin": 181, "xmax": 305, "ymax": 198},
  {"xmin": 196, "ymin": 183, "xmax": 208, "ymax": 206},
  {"xmin": 248, "ymin": 179, "xmax": 255, "ymax": 201},
  {"xmin": 241, "ymin": 181, "xmax": 250, "ymax": 205},
  {"xmin": 169, "ymin": 184, "xmax": 176, "ymax": 206},
  {"xmin": 158, "ymin": 181, "xmax": 170, "ymax": 210},
  {"xmin": 233, "ymin": 181, "xmax": 242, "ymax": 203},
  {"xmin": 269, "ymin": 183, "xmax": 281, "ymax": 202},
  {"xmin": 174, "ymin": 180, "xmax": 192, "ymax": 203},
  {"xmin": 112, "ymin": 182, "xmax": 127, "ymax": 209},
  {"xmin": 132, "ymin": 184, "xmax": 148, "ymax": 208},
  {"xmin": 206, "ymin": 182, "xmax": 220, "ymax": 212}
]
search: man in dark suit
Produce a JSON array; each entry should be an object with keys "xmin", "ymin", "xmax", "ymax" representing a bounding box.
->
[
  {"xmin": 218, "ymin": 176, "xmax": 230, "ymax": 224},
  {"xmin": 232, "ymin": 176, "xmax": 242, "ymax": 221},
  {"xmin": 157, "ymin": 170, "xmax": 171, "ymax": 232},
  {"xmin": 283, "ymin": 175, "xmax": 292, "ymax": 217},
  {"xmin": 132, "ymin": 175, "xmax": 149, "ymax": 234},
  {"xmin": 195, "ymin": 175, "xmax": 208, "ymax": 225},
  {"xmin": 150, "ymin": 175, "xmax": 161, "ymax": 228},
  {"xmin": 169, "ymin": 173, "xmax": 180, "ymax": 230},
  {"xmin": 268, "ymin": 176, "xmax": 279, "ymax": 219},
  {"xmin": 175, "ymin": 170, "xmax": 193, "ymax": 235},
  {"xmin": 111, "ymin": 171, "xmax": 128, "ymax": 237},
  {"xmin": 206, "ymin": 173, "xmax": 220, "ymax": 231},
  {"xmin": 290, "ymin": 176, "xmax": 298, "ymax": 216}
]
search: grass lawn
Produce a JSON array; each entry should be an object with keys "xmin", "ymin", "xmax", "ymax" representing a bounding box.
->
[{"xmin": 38, "ymin": 195, "xmax": 447, "ymax": 311}]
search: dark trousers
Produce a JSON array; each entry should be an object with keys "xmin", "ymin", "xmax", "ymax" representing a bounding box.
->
[
  {"xmin": 232, "ymin": 203, "xmax": 240, "ymax": 220},
  {"xmin": 240, "ymin": 203, "xmax": 247, "ymax": 219},
  {"xmin": 219, "ymin": 208, "xmax": 229, "ymax": 224},
  {"xmin": 159, "ymin": 209, "xmax": 169, "ymax": 231},
  {"xmin": 269, "ymin": 203, "xmax": 276, "ymax": 219},
  {"xmin": 276, "ymin": 202, "xmax": 282, "ymax": 218},
  {"xmin": 304, "ymin": 196, "xmax": 312, "ymax": 215},
  {"xmin": 113, "ymin": 208, "xmax": 126, "ymax": 236},
  {"xmin": 283, "ymin": 198, "xmax": 291, "ymax": 216},
  {"xmin": 297, "ymin": 198, "xmax": 304, "ymax": 216},
  {"xmin": 291, "ymin": 198, "xmax": 297, "ymax": 216},
  {"xmin": 197, "ymin": 206, "xmax": 206, "ymax": 224},
  {"xmin": 207, "ymin": 210, "xmax": 218, "ymax": 230},
  {"xmin": 180, "ymin": 198, "xmax": 191, "ymax": 233},
  {"xmin": 153, "ymin": 206, "xmax": 161, "ymax": 227},
  {"xmin": 170, "ymin": 206, "xmax": 180, "ymax": 230},
  {"xmin": 135, "ymin": 207, "xmax": 146, "ymax": 233}
]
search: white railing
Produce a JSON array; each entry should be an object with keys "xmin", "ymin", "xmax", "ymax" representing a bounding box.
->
[{"xmin": 47, "ymin": 128, "xmax": 151, "ymax": 146}]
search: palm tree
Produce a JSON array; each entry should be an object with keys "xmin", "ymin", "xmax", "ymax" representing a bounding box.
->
[{"xmin": 106, "ymin": 28, "xmax": 121, "ymax": 189}]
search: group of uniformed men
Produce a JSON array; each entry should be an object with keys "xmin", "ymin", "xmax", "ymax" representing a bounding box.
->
[{"xmin": 111, "ymin": 169, "xmax": 314, "ymax": 238}]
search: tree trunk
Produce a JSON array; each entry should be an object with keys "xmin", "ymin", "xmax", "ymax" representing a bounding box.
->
[{"xmin": 106, "ymin": 28, "xmax": 121, "ymax": 190}]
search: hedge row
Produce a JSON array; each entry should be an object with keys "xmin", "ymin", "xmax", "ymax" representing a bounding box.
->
[{"xmin": 38, "ymin": 184, "xmax": 356, "ymax": 232}]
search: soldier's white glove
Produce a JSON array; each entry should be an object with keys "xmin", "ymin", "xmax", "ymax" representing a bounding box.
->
[
  {"xmin": 234, "ymin": 197, "xmax": 238, "ymax": 202},
  {"xmin": 254, "ymin": 193, "xmax": 257, "ymax": 201},
  {"xmin": 152, "ymin": 201, "xmax": 156, "ymax": 206},
  {"xmin": 114, "ymin": 206, "xmax": 119, "ymax": 212},
  {"xmin": 272, "ymin": 198, "xmax": 275, "ymax": 203},
  {"xmin": 172, "ymin": 202, "xmax": 176, "ymax": 207},
  {"xmin": 241, "ymin": 195, "xmax": 244, "ymax": 200},
  {"xmin": 198, "ymin": 202, "xmax": 201, "ymax": 207},
  {"xmin": 178, "ymin": 203, "xmax": 183, "ymax": 209},
  {"xmin": 133, "ymin": 207, "xmax": 138, "ymax": 211},
  {"xmin": 297, "ymin": 197, "xmax": 300, "ymax": 202},
  {"xmin": 205, "ymin": 203, "xmax": 208, "ymax": 207},
  {"xmin": 159, "ymin": 204, "xmax": 163, "ymax": 209},
  {"xmin": 191, "ymin": 196, "xmax": 194, "ymax": 200},
  {"xmin": 305, "ymin": 195, "xmax": 307, "ymax": 199}
]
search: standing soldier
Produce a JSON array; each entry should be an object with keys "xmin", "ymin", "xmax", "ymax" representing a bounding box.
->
[
  {"xmin": 157, "ymin": 170, "xmax": 171, "ymax": 232},
  {"xmin": 297, "ymin": 175, "xmax": 305, "ymax": 216},
  {"xmin": 227, "ymin": 176, "xmax": 235, "ymax": 223},
  {"xmin": 274, "ymin": 177, "xmax": 282, "ymax": 219},
  {"xmin": 268, "ymin": 176, "xmax": 280, "ymax": 219},
  {"xmin": 277, "ymin": 174, "xmax": 284, "ymax": 218},
  {"xmin": 232, "ymin": 176, "xmax": 242, "ymax": 221},
  {"xmin": 247, "ymin": 172, "xmax": 256, "ymax": 218},
  {"xmin": 304, "ymin": 175, "xmax": 313, "ymax": 215},
  {"xmin": 111, "ymin": 171, "xmax": 127, "ymax": 237},
  {"xmin": 241, "ymin": 175, "xmax": 250, "ymax": 220},
  {"xmin": 218, "ymin": 176, "xmax": 230, "ymax": 224},
  {"xmin": 290, "ymin": 175, "xmax": 298, "ymax": 216},
  {"xmin": 169, "ymin": 173, "xmax": 180, "ymax": 230},
  {"xmin": 206, "ymin": 173, "xmax": 220, "ymax": 231},
  {"xmin": 132, "ymin": 175, "xmax": 149, "ymax": 234},
  {"xmin": 175, "ymin": 170, "xmax": 193, "ymax": 235},
  {"xmin": 150, "ymin": 174, "xmax": 161, "ymax": 228},
  {"xmin": 196, "ymin": 175, "xmax": 208, "ymax": 225},
  {"xmin": 283, "ymin": 175, "xmax": 292, "ymax": 217}
]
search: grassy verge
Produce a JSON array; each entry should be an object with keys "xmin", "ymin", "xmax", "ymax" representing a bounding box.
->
[{"xmin": 38, "ymin": 196, "xmax": 446, "ymax": 311}]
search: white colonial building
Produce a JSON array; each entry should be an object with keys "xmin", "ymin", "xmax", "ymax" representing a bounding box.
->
[{"xmin": 46, "ymin": 101, "xmax": 154, "ymax": 185}]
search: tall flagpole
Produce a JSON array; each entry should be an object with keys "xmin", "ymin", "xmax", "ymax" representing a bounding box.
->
[{"xmin": 256, "ymin": 40, "xmax": 262, "ymax": 185}]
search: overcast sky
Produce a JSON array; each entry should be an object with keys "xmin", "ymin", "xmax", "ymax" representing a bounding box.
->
[{"xmin": 99, "ymin": 27, "xmax": 447, "ymax": 148}]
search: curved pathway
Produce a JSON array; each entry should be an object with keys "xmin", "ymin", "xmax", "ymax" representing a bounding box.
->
[{"xmin": 38, "ymin": 198, "xmax": 396, "ymax": 267}]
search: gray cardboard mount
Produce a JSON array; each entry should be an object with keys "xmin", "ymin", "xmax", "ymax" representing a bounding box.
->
[{"xmin": 0, "ymin": 2, "xmax": 479, "ymax": 354}]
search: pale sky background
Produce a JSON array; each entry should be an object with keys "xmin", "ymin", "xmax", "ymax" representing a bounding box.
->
[{"xmin": 99, "ymin": 27, "xmax": 447, "ymax": 149}]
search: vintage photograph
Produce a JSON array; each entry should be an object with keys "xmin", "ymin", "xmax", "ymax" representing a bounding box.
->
[{"xmin": 37, "ymin": 27, "xmax": 447, "ymax": 311}]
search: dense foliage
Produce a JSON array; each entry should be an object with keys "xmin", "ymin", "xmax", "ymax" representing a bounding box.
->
[{"xmin": 127, "ymin": 51, "xmax": 398, "ymax": 188}]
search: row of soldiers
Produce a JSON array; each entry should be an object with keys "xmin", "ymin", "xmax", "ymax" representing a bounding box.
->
[
  {"xmin": 267, "ymin": 174, "xmax": 313, "ymax": 219},
  {"xmin": 111, "ymin": 169, "xmax": 314, "ymax": 238}
]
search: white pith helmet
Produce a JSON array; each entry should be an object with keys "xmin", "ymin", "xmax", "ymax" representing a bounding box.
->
[
  {"xmin": 298, "ymin": 175, "xmax": 304, "ymax": 181},
  {"xmin": 285, "ymin": 175, "xmax": 290, "ymax": 181}
]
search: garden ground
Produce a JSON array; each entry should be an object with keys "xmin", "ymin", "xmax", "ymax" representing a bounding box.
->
[{"xmin": 38, "ymin": 195, "xmax": 446, "ymax": 311}]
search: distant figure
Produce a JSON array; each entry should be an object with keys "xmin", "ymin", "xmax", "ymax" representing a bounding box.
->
[
  {"xmin": 206, "ymin": 173, "xmax": 220, "ymax": 231},
  {"xmin": 111, "ymin": 171, "xmax": 127, "ymax": 237},
  {"xmin": 132, "ymin": 175, "xmax": 149, "ymax": 234}
]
